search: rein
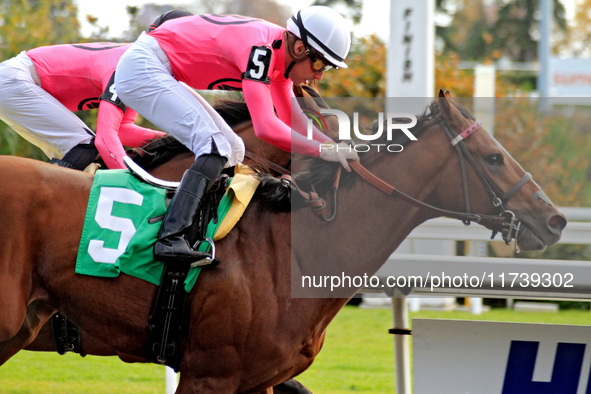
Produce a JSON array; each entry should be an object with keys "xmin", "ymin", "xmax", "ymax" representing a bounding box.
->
[
  {"xmin": 348, "ymin": 160, "xmax": 510, "ymax": 226},
  {"xmin": 289, "ymin": 117, "xmax": 534, "ymax": 245}
]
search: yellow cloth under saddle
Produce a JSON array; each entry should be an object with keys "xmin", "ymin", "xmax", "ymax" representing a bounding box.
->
[{"xmin": 212, "ymin": 163, "xmax": 260, "ymax": 241}]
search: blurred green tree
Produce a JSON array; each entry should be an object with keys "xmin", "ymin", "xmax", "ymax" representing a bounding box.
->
[
  {"xmin": 0, "ymin": 0, "xmax": 80, "ymax": 59},
  {"xmin": 318, "ymin": 34, "xmax": 386, "ymax": 97},
  {"xmin": 437, "ymin": 0, "xmax": 567, "ymax": 62},
  {"xmin": 311, "ymin": 0, "xmax": 363, "ymax": 24}
]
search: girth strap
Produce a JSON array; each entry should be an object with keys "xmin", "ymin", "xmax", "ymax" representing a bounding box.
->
[{"xmin": 146, "ymin": 262, "xmax": 190, "ymax": 371}]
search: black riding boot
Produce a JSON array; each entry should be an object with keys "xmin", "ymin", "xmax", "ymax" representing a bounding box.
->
[
  {"xmin": 50, "ymin": 141, "xmax": 99, "ymax": 171},
  {"xmin": 50, "ymin": 158, "xmax": 76, "ymax": 169},
  {"xmin": 154, "ymin": 153, "xmax": 227, "ymax": 265}
]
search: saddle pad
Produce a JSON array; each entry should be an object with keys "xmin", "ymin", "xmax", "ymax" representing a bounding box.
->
[
  {"xmin": 75, "ymin": 165, "xmax": 259, "ymax": 292},
  {"xmin": 211, "ymin": 164, "xmax": 260, "ymax": 241}
]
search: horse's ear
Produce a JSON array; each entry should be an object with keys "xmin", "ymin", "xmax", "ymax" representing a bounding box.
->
[
  {"xmin": 437, "ymin": 91, "xmax": 464, "ymax": 129},
  {"xmin": 444, "ymin": 90, "xmax": 451, "ymax": 98}
]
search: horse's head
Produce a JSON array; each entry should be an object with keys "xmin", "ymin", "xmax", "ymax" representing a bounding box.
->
[{"xmin": 433, "ymin": 90, "xmax": 566, "ymax": 251}]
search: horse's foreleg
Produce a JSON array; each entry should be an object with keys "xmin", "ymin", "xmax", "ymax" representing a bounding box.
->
[
  {"xmin": 0, "ymin": 301, "xmax": 54, "ymax": 366},
  {"xmin": 174, "ymin": 375, "xmax": 243, "ymax": 394},
  {"xmin": 272, "ymin": 379, "xmax": 314, "ymax": 394}
]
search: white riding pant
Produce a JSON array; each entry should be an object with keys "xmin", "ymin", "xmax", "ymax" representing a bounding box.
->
[
  {"xmin": 115, "ymin": 33, "xmax": 244, "ymax": 167},
  {"xmin": 0, "ymin": 52, "xmax": 94, "ymax": 159}
]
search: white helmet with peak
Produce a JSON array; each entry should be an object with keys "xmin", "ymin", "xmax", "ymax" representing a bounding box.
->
[{"xmin": 286, "ymin": 6, "xmax": 351, "ymax": 69}]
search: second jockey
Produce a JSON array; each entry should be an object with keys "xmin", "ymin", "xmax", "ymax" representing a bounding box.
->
[
  {"xmin": 0, "ymin": 10, "xmax": 192, "ymax": 170},
  {"xmin": 114, "ymin": 6, "xmax": 357, "ymax": 265}
]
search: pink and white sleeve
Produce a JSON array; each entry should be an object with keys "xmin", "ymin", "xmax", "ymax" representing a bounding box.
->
[
  {"xmin": 270, "ymin": 80, "xmax": 333, "ymax": 144},
  {"xmin": 118, "ymin": 108, "xmax": 165, "ymax": 147},
  {"xmin": 242, "ymin": 79, "xmax": 328, "ymax": 157},
  {"xmin": 95, "ymin": 100, "xmax": 128, "ymax": 169}
]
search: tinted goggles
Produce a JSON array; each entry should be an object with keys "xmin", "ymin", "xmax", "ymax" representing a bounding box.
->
[{"xmin": 306, "ymin": 48, "xmax": 334, "ymax": 73}]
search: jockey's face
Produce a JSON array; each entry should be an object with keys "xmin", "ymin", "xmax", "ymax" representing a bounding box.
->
[
  {"xmin": 289, "ymin": 60, "xmax": 324, "ymax": 86},
  {"xmin": 286, "ymin": 37, "xmax": 326, "ymax": 86}
]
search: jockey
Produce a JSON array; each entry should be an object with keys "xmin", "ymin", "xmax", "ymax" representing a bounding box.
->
[
  {"xmin": 114, "ymin": 6, "xmax": 357, "ymax": 265},
  {"xmin": 0, "ymin": 10, "xmax": 192, "ymax": 171}
]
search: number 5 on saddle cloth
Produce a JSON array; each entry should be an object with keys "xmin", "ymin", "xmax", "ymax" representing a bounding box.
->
[{"xmin": 75, "ymin": 161, "xmax": 260, "ymax": 370}]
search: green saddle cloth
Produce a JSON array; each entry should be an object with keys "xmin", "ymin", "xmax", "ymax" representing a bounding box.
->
[{"xmin": 75, "ymin": 170, "xmax": 231, "ymax": 292}]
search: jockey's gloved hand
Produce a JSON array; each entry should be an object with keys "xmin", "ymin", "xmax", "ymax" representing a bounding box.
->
[{"xmin": 319, "ymin": 142, "xmax": 359, "ymax": 172}]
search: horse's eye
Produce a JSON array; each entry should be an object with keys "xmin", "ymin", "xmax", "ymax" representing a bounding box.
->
[{"xmin": 485, "ymin": 153, "xmax": 504, "ymax": 166}]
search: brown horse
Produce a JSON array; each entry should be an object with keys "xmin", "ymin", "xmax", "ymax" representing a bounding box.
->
[
  {"xmin": 21, "ymin": 86, "xmax": 325, "ymax": 394},
  {"xmin": 0, "ymin": 92, "xmax": 566, "ymax": 393},
  {"xmin": 21, "ymin": 114, "xmax": 313, "ymax": 394}
]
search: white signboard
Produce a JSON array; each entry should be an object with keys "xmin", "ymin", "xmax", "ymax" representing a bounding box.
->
[
  {"xmin": 549, "ymin": 58, "xmax": 591, "ymax": 97},
  {"xmin": 386, "ymin": 0, "xmax": 434, "ymax": 98},
  {"xmin": 414, "ymin": 319, "xmax": 591, "ymax": 394}
]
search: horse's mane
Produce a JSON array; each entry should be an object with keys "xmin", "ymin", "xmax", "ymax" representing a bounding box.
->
[{"xmin": 213, "ymin": 98, "xmax": 252, "ymax": 127}]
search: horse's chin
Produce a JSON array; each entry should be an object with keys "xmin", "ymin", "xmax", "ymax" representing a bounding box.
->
[{"xmin": 516, "ymin": 225, "xmax": 547, "ymax": 252}]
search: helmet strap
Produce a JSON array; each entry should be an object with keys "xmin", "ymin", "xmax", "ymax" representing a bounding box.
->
[
  {"xmin": 284, "ymin": 61, "xmax": 296, "ymax": 79},
  {"xmin": 284, "ymin": 32, "xmax": 308, "ymax": 79},
  {"xmin": 286, "ymin": 32, "xmax": 308, "ymax": 61}
]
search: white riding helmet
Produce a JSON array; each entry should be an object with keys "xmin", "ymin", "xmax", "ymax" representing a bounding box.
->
[{"xmin": 286, "ymin": 6, "xmax": 351, "ymax": 69}]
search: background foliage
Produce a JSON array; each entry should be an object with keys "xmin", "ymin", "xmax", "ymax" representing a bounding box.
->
[{"xmin": 0, "ymin": 0, "xmax": 83, "ymax": 160}]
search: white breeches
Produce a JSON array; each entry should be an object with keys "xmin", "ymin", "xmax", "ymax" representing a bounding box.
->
[
  {"xmin": 114, "ymin": 33, "xmax": 244, "ymax": 167},
  {"xmin": 0, "ymin": 53, "xmax": 94, "ymax": 159}
]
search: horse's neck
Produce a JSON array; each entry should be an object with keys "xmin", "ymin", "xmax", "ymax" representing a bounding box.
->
[
  {"xmin": 224, "ymin": 153, "xmax": 442, "ymax": 344},
  {"xmin": 290, "ymin": 140, "xmax": 449, "ymax": 302},
  {"xmin": 233, "ymin": 121, "xmax": 291, "ymax": 170},
  {"xmin": 294, "ymin": 184, "xmax": 429, "ymax": 286}
]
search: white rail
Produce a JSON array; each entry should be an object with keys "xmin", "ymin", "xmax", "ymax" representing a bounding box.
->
[
  {"xmin": 404, "ymin": 210, "xmax": 591, "ymax": 244},
  {"xmin": 374, "ymin": 207, "xmax": 591, "ymax": 300}
]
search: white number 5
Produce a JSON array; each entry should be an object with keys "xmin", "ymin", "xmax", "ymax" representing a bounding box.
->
[
  {"xmin": 88, "ymin": 187, "xmax": 143, "ymax": 264},
  {"xmin": 250, "ymin": 48, "xmax": 268, "ymax": 79}
]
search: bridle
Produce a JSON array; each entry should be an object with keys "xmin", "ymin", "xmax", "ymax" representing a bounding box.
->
[{"xmin": 285, "ymin": 115, "xmax": 549, "ymax": 246}]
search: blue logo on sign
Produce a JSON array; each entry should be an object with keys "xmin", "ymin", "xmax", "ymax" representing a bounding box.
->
[{"xmin": 502, "ymin": 340, "xmax": 586, "ymax": 394}]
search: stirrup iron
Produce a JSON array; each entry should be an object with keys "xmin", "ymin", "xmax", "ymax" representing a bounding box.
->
[{"xmin": 191, "ymin": 237, "xmax": 216, "ymax": 267}]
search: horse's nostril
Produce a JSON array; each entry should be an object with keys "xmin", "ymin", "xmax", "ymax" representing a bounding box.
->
[{"xmin": 549, "ymin": 215, "xmax": 567, "ymax": 231}]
